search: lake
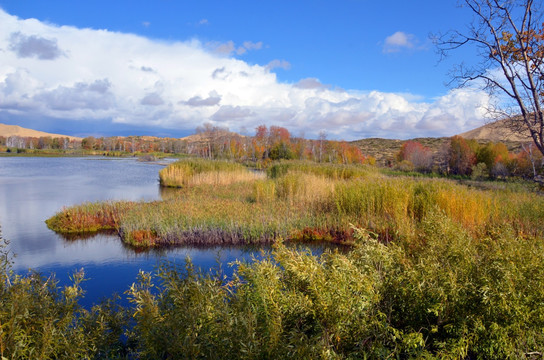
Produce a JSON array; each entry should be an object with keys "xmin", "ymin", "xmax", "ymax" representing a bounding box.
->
[{"xmin": 0, "ymin": 156, "xmax": 271, "ymax": 306}]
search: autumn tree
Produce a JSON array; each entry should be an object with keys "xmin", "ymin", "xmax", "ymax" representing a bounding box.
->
[
  {"xmin": 396, "ymin": 140, "xmax": 434, "ymax": 171},
  {"xmin": 476, "ymin": 141, "xmax": 511, "ymax": 176},
  {"xmin": 436, "ymin": 0, "xmax": 544, "ymax": 160},
  {"xmin": 448, "ymin": 136, "xmax": 477, "ymax": 175}
]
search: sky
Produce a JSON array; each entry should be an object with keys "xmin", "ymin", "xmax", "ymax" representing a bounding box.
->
[{"xmin": 0, "ymin": 0, "xmax": 492, "ymax": 140}]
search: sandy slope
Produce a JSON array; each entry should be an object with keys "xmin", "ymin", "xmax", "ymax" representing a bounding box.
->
[
  {"xmin": 458, "ymin": 119, "xmax": 531, "ymax": 143},
  {"xmin": 0, "ymin": 123, "xmax": 82, "ymax": 141}
]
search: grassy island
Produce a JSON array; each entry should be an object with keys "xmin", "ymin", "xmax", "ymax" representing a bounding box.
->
[{"xmin": 47, "ymin": 158, "xmax": 544, "ymax": 248}]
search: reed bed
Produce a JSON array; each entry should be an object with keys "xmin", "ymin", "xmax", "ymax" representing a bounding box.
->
[
  {"xmin": 48, "ymin": 160, "xmax": 544, "ymax": 247},
  {"xmin": 45, "ymin": 201, "xmax": 134, "ymax": 233},
  {"xmin": 266, "ymin": 160, "xmax": 377, "ymax": 180},
  {"xmin": 159, "ymin": 158, "xmax": 262, "ymax": 187}
]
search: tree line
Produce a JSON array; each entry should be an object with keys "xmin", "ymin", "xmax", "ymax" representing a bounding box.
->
[{"xmin": 0, "ymin": 124, "xmax": 373, "ymax": 165}]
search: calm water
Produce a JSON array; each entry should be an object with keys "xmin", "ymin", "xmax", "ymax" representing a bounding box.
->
[{"xmin": 0, "ymin": 156, "xmax": 267, "ymax": 306}]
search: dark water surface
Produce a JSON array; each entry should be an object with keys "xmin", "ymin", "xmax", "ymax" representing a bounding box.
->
[{"xmin": 0, "ymin": 156, "xmax": 271, "ymax": 306}]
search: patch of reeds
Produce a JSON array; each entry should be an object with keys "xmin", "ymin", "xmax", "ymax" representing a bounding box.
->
[
  {"xmin": 45, "ymin": 201, "xmax": 134, "ymax": 233},
  {"xmin": 266, "ymin": 160, "xmax": 376, "ymax": 180},
  {"xmin": 159, "ymin": 158, "xmax": 263, "ymax": 187},
  {"xmin": 48, "ymin": 160, "xmax": 544, "ymax": 248}
]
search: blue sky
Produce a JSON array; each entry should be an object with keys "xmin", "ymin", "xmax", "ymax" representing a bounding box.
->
[{"xmin": 0, "ymin": 0, "xmax": 489, "ymax": 140}]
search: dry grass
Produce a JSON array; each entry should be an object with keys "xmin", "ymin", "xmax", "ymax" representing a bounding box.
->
[
  {"xmin": 48, "ymin": 160, "xmax": 544, "ymax": 248},
  {"xmin": 159, "ymin": 158, "xmax": 262, "ymax": 187}
]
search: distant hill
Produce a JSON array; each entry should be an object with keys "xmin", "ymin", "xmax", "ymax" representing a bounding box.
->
[
  {"xmin": 180, "ymin": 129, "xmax": 246, "ymax": 142},
  {"xmin": 458, "ymin": 119, "xmax": 531, "ymax": 143},
  {"xmin": 0, "ymin": 123, "xmax": 82, "ymax": 141},
  {"xmin": 351, "ymin": 120, "xmax": 535, "ymax": 166},
  {"xmin": 351, "ymin": 137, "xmax": 449, "ymax": 166}
]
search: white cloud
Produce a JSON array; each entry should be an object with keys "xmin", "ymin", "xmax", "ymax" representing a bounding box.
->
[
  {"xmin": 0, "ymin": 9, "xmax": 488, "ymax": 140},
  {"xmin": 383, "ymin": 31, "xmax": 417, "ymax": 53}
]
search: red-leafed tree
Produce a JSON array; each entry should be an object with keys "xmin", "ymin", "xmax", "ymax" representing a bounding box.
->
[
  {"xmin": 448, "ymin": 136, "xmax": 476, "ymax": 175},
  {"xmin": 397, "ymin": 141, "xmax": 433, "ymax": 171}
]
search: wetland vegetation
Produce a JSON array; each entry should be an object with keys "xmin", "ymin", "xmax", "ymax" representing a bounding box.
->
[{"xmin": 4, "ymin": 155, "xmax": 544, "ymax": 358}]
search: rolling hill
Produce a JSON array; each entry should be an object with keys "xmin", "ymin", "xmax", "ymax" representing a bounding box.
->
[
  {"xmin": 0, "ymin": 123, "xmax": 82, "ymax": 141},
  {"xmin": 458, "ymin": 119, "xmax": 531, "ymax": 142}
]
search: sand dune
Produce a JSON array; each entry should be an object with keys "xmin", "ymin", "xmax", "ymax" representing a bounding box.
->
[
  {"xmin": 0, "ymin": 123, "xmax": 82, "ymax": 141},
  {"xmin": 458, "ymin": 119, "xmax": 532, "ymax": 143}
]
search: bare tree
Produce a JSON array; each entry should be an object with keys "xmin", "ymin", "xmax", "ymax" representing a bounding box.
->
[{"xmin": 435, "ymin": 0, "xmax": 544, "ymax": 158}]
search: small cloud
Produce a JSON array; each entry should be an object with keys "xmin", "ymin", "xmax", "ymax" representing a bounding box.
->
[
  {"xmin": 236, "ymin": 46, "xmax": 247, "ymax": 55},
  {"xmin": 198, "ymin": 19, "xmax": 209, "ymax": 26},
  {"xmin": 211, "ymin": 67, "xmax": 228, "ymax": 80},
  {"xmin": 206, "ymin": 40, "xmax": 264, "ymax": 56},
  {"xmin": 142, "ymin": 21, "xmax": 151, "ymax": 28},
  {"xmin": 243, "ymin": 41, "xmax": 263, "ymax": 51},
  {"xmin": 294, "ymin": 78, "xmax": 327, "ymax": 90},
  {"xmin": 382, "ymin": 31, "xmax": 417, "ymax": 53},
  {"xmin": 266, "ymin": 59, "xmax": 291, "ymax": 71},
  {"xmin": 180, "ymin": 92, "xmax": 221, "ymax": 107},
  {"xmin": 9, "ymin": 32, "xmax": 64, "ymax": 60},
  {"xmin": 206, "ymin": 40, "xmax": 235, "ymax": 55},
  {"xmin": 140, "ymin": 92, "xmax": 164, "ymax": 106}
]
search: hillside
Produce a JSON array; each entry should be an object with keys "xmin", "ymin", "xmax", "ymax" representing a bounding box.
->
[
  {"xmin": 351, "ymin": 120, "xmax": 535, "ymax": 165},
  {"xmin": 351, "ymin": 137, "xmax": 449, "ymax": 166},
  {"xmin": 458, "ymin": 119, "xmax": 531, "ymax": 143},
  {"xmin": 0, "ymin": 123, "xmax": 82, "ymax": 141}
]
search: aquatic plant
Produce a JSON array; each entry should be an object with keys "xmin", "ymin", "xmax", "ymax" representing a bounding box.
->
[
  {"xmin": 159, "ymin": 158, "xmax": 262, "ymax": 188},
  {"xmin": 48, "ymin": 160, "xmax": 544, "ymax": 248}
]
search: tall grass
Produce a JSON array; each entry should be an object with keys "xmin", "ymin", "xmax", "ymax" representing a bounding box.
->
[
  {"xmin": 45, "ymin": 201, "xmax": 134, "ymax": 233},
  {"xmin": 48, "ymin": 160, "xmax": 544, "ymax": 247},
  {"xmin": 159, "ymin": 158, "xmax": 262, "ymax": 187}
]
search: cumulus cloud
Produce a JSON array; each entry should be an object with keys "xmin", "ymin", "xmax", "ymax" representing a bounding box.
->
[
  {"xmin": 383, "ymin": 31, "xmax": 418, "ymax": 53},
  {"xmin": 33, "ymin": 79, "xmax": 114, "ymax": 113},
  {"xmin": 9, "ymin": 32, "xmax": 64, "ymax": 60},
  {"xmin": 0, "ymin": 9, "xmax": 488, "ymax": 140}
]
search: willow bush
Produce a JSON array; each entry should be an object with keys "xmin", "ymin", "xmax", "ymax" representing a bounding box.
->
[
  {"xmin": 0, "ymin": 229, "xmax": 128, "ymax": 359},
  {"xmin": 125, "ymin": 213, "xmax": 544, "ymax": 359}
]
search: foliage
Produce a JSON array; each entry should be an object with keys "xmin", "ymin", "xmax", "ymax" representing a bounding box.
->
[
  {"xmin": 11, "ymin": 158, "xmax": 544, "ymax": 357},
  {"xmin": 435, "ymin": 0, "xmax": 544, "ymax": 157},
  {"xmin": 0, "ymin": 228, "xmax": 128, "ymax": 359},
  {"xmin": 124, "ymin": 215, "xmax": 544, "ymax": 359},
  {"xmin": 448, "ymin": 136, "xmax": 476, "ymax": 175},
  {"xmin": 396, "ymin": 140, "xmax": 433, "ymax": 171}
]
